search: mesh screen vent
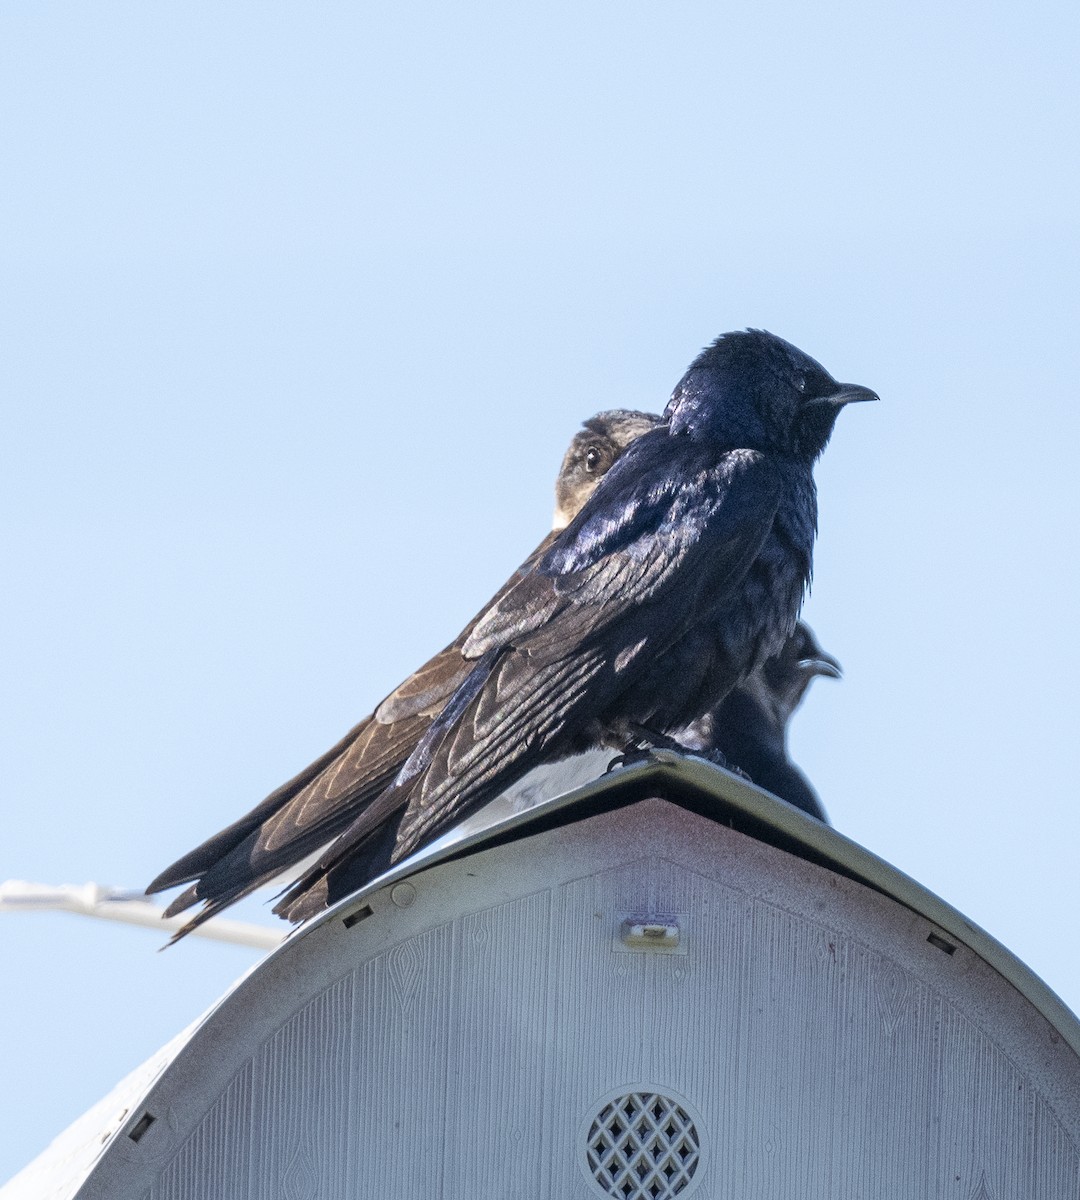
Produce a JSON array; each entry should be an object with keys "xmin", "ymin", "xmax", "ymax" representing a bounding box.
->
[{"xmin": 584, "ymin": 1091, "xmax": 702, "ymax": 1199}]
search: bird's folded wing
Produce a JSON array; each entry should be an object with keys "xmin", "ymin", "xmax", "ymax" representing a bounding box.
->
[
  {"xmin": 392, "ymin": 448, "xmax": 784, "ymax": 843},
  {"xmin": 272, "ymin": 646, "xmax": 606, "ymax": 923},
  {"xmin": 464, "ymin": 446, "xmax": 782, "ymax": 662},
  {"xmin": 275, "ymin": 447, "xmax": 784, "ymax": 916},
  {"xmin": 373, "ymin": 537, "xmax": 553, "ymax": 724},
  {"xmin": 151, "ymin": 536, "xmax": 559, "ymax": 900},
  {"xmin": 146, "ymin": 715, "xmax": 375, "ymax": 894},
  {"xmin": 388, "ymin": 645, "xmax": 608, "ymax": 855},
  {"xmin": 163, "ymin": 711, "xmax": 426, "ymax": 905}
]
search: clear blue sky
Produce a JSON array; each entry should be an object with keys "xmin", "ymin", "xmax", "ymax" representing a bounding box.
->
[{"xmin": 3, "ymin": 0, "xmax": 1079, "ymax": 1182}]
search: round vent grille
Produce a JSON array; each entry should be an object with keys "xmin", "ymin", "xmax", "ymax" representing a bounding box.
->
[{"xmin": 583, "ymin": 1091, "xmax": 702, "ymax": 1199}]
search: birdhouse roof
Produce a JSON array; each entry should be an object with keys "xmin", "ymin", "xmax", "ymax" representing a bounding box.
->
[{"xmin": 7, "ymin": 752, "xmax": 1080, "ymax": 1200}]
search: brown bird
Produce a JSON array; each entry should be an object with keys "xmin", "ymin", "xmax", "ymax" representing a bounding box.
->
[{"xmin": 147, "ymin": 410, "xmax": 660, "ymax": 939}]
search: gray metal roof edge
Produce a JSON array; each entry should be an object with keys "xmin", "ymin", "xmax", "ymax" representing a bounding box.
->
[
  {"xmin": 656, "ymin": 753, "xmax": 1080, "ymax": 1057},
  {"xmin": 291, "ymin": 748, "xmax": 1080, "ymax": 1059}
]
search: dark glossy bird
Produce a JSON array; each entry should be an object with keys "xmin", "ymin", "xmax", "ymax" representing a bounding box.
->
[
  {"xmin": 147, "ymin": 410, "xmax": 660, "ymax": 939},
  {"xmin": 276, "ymin": 329, "xmax": 876, "ymax": 922},
  {"xmin": 682, "ymin": 621, "xmax": 840, "ymax": 821}
]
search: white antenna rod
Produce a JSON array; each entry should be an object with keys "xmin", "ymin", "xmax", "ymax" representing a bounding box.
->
[{"xmin": 0, "ymin": 880, "xmax": 284, "ymax": 950}]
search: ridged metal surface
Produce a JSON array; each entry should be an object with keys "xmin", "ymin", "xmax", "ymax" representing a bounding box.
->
[{"xmin": 73, "ymin": 795, "xmax": 1080, "ymax": 1199}]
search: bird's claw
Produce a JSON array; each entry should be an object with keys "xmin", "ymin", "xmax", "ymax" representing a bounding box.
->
[
  {"xmin": 606, "ymin": 724, "xmax": 690, "ymax": 773},
  {"xmin": 606, "ymin": 745, "xmax": 654, "ymax": 773}
]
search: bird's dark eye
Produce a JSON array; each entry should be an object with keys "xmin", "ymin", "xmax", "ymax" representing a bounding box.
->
[
  {"xmin": 584, "ymin": 445, "xmax": 604, "ymax": 472},
  {"xmin": 795, "ymin": 373, "xmax": 809, "ymax": 394}
]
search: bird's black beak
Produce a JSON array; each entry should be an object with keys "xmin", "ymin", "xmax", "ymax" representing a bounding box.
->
[
  {"xmin": 798, "ymin": 651, "xmax": 842, "ymax": 680},
  {"xmin": 825, "ymin": 382, "xmax": 880, "ymax": 408}
]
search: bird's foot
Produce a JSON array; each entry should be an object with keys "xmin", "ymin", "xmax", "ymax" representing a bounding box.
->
[
  {"xmin": 606, "ymin": 724, "xmax": 688, "ymax": 772},
  {"xmin": 606, "ymin": 746, "xmax": 652, "ymax": 773}
]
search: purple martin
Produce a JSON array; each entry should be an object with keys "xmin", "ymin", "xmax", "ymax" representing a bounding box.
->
[
  {"xmin": 146, "ymin": 410, "xmax": 659, "ymax": 939},
  {"xmin": 683, "ymin": 621, "xmax": 840, "ymax": 821},
  {"xmin": 276, "ymin": 329, "xmax": 876, "ymax": 922}
]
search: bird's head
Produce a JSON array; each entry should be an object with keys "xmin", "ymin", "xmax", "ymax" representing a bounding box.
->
[
  {"xmin": 665, "ymin": 329, "xmax": 878, "ymax": 459},
  {"xmin": 552, "ymin": 409, "xmax": 662, "ymax": 530},
  {"xmin": 759, "ymin": 621, "xmax": 842, "ymax": 721}
]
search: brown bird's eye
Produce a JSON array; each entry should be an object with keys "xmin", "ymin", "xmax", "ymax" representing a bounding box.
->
[{"xmin": 584, "ymin": 445, "xmax": 604, "ymax": 472}]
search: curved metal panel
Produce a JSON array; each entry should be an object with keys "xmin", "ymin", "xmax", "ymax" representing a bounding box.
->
[{"xmin": 73, "ymin": 794, "xmax": 1080, "ymax": 1200}]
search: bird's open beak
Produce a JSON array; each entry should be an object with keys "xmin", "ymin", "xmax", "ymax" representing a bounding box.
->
[{"xmin": 798, "ymin": 651, "xmax": 842, "ymax": 680}]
